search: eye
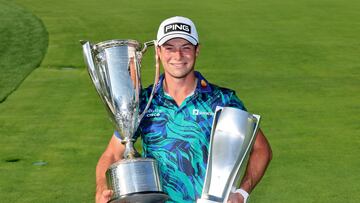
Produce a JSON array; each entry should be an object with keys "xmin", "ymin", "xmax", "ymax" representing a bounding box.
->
[
  {"xmin": 181, "ymin": 46, "xmax": 193, "ymax": 52},
  {"xmin": 163, "ymin": 46, "xmax": 174, "ymax": 52}
]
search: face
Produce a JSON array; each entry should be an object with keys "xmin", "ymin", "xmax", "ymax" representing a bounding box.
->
[{"xmin": 157, "ymin": 38, "xmax": 200, "ymax": 79}]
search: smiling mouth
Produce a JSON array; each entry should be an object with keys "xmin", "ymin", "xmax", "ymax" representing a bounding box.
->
[{"xmin": 170, "ymin": 63, "xmax": 186, "ymax": 67}]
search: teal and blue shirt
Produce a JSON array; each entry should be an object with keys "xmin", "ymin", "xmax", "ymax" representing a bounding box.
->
[{"xmin": 115, "ymin": 71, "xmax": 245, "ymax": 202}]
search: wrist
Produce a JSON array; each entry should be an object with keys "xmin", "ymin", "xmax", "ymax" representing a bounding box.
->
[{"xmin": 231, "ymin": 187, "xmax": 249, "ymax": 203}]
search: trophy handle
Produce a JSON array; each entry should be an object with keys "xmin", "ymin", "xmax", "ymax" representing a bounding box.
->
[
  {"xmin": 80, "ymin": 40, "xmax": 102, "ymax": 94},
  {"xmin": 199, "ymin": 106, "xmax": 223, "ymax": 202},
  {"xmin": 137, "ymin": 40, "xmax": 160, "ymax": 123},
  {"xmin": 230, "ymin": 114, "xmax": 261, "ymax": 195},
  {"xmin": 209, "ymin": 106, "xmax": 223, "ymax": 140},
  {"xmin": 141, "ymin": 40, "xmax": 155, "ymax": 53},
  {"xmin": 80, "ymin": 40, "xmax": 117, "ymax": 123}
]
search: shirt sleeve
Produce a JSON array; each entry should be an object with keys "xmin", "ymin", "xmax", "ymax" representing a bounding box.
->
[
  {"xmin": 114, "ymin": 130, "xmax": 122, "ymax": 139},
  {"xmin": 228, "ymin": 91, "xmax": 247, "ymax": 111}
]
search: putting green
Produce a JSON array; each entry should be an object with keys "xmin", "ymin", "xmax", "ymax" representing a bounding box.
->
[{"xmin": 0, "ymin": 0, "xmax": 48, "ymax": 102}]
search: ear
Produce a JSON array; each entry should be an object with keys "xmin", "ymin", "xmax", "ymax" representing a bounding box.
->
[
  {"xmin": 195, "ymin": 44, "xmax": 200, "ymax": 57},
  {"xmin": 156, "ymin": 46, "xmax": 161, "ymax": 54},
  {"xmin": 156, "ymin": 46, "xmax": 162, "ymax": 59}
]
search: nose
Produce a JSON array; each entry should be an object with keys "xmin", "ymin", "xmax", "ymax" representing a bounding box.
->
[{"xmin": 172, "ymin": 48, "xmax": 183, "ymax": 60}]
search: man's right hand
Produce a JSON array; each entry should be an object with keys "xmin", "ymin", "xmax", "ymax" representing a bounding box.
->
[
  {"xmin": 96, "ymin": 189, "xmax": 113, "ymax": 203},
  {"xmin": 95, "ymin": 135, "xmax": 125, "ymax": 203}
]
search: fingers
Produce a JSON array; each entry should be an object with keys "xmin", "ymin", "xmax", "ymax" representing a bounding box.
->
[
  {"xmin": 96, "ymin": 190, "xmax": 113, "ymax": 203},
  {"xmin": 103, "ymin": 189, "xmax": 113, "ymax": 198}
]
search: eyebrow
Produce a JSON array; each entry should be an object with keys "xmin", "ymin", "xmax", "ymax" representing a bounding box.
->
[{"xmin": 162, "ymin": 42, "xmax": 193, "ymax": 47}]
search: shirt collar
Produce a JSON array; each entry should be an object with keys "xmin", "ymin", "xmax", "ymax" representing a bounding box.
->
[{"xmin": 154, "ymin": 71, "xmax": 212, "ymax": 96}]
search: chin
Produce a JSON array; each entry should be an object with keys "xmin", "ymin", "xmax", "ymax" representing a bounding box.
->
[{"xmin": 171, "ymin": 70, "xmax": 194, "ymax": 79}]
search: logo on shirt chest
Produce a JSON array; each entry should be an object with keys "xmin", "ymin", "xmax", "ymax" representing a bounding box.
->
[
  {"xmin": 192, "ymin": 109, "xmax": 214, "ymax": 116},
  {"xmin": 145, "ymin": 109, "xmax": 162, "ymax": 117}
]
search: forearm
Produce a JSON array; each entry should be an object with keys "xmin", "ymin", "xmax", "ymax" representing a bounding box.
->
[
  {"xmin": 96, "ymin": 153, "xmax": 115, "ymax": 195},
  {"xmin": 240, "ymin": 130, "xmax": 272, "ymax": 193},
  {"xmin": 240, "ymin": 148, "xmax": 271, "ymax": 192},
  {"xmin": 95, "ymin": 135, "xmax": 124, "ymax": 198}
]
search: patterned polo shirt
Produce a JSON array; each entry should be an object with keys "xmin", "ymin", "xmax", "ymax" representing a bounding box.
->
[{"xmin": 115, "ymin": 71, "xmax": 246, "ymax": 202}]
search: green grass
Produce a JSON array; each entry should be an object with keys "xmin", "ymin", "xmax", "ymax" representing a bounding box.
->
[
  {"xmin": 0, "ymin": 0, "xmax": 48, "ymax": 102},
  {"xmin": 0, "ymin": 0, "xmax": 359, "ymax": 202},
  {"xmin": 0, "ymin": 68, "xmax": 107, "ymax": 202}
]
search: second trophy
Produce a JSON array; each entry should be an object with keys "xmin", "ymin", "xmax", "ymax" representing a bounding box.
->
[
  {"xmin": 197, "ymin": 107, "xmax": 261, "ymax": 203},
  {"xmin": 81, "ymin": 39, "xmax": 168, "ymax": 203}
]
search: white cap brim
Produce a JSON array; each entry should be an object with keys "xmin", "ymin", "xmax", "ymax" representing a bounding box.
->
[{"xmin": 157, "ymin": 32, "xmax": 198, "ymax": 46}]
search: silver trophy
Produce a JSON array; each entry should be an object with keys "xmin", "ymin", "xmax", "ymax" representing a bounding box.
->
[
  {"xmin": 197, "ymin": 107, "xmax": 261, "ymax": 203},
  {"xmin": 81, "ymin": 39, "xmax": 168, "ymax": 203}
]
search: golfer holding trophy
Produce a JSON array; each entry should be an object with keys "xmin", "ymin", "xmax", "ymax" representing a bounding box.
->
[{"xmin": 83, "ymin": 16, "xmax": 272, "ymax": 203}]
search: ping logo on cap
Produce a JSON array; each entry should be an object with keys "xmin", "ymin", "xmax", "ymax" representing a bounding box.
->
[{"xmin": 164, "ymin": 23, "xmax": 191, "ymax": 34}]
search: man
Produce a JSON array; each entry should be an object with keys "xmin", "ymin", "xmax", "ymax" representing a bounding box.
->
[{"xmin": 96, "ymin": 16, "xmax": 272, "ymax": 203}]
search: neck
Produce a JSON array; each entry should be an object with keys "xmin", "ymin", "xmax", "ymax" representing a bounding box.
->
[{"xmin": 163, "ymin": 72, "xmax": 197, "ymax": 106}]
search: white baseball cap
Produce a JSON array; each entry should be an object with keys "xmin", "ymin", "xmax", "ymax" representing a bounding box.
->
[{"xmin": 157, "ymin": 16, "xmax": 199, "ymax": 46}]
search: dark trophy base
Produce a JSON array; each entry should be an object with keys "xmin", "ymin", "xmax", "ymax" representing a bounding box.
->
[{"xmin": 109, "ymin": 191, "xmax": 168, "ymax": 203}]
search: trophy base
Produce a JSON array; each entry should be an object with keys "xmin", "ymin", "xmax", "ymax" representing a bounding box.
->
[
  {"xmin": 109, "ymin": 191, "xmax": 168, "ymax": 203},
  {"xmin": 106, "ymin": 158, "xmax": 168, "ymax": 203}
]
